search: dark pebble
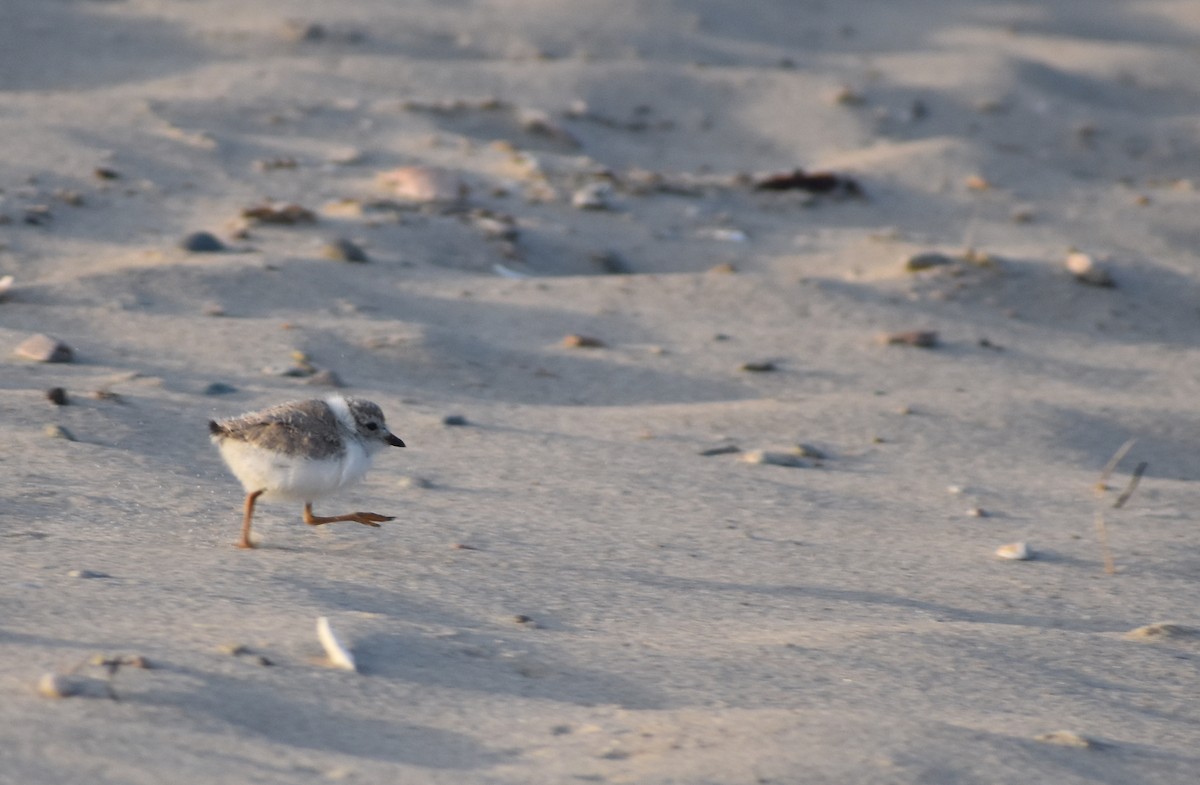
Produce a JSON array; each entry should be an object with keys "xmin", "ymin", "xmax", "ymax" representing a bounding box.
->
[
  {"xmin": 699, "ymin": 444, "xmax": 741, "ymax": 456},
  {"xmin": 883, "ymin": 330, "xmax": 939, "ymax": 348},
  {"xmin": 321, "ymin": 237, "xmax": 369, "ymax": 263},
  {"xmin": 46, "ymin": 387, "xmax": 68, "ymax": 406},
  {"xmin": 442, "ymin": 414, "xmax": 469, "ymax": 426},
  {"xmin": 739, "ymin": 361, "xmax": 776, "ymax": 372},
  {"xmin": 180, "ymin": 231, "xmax": 226, "ymax": 253},
  {"xmin": 68, "ymin": 569, "xmax": 110, "ymax": 579},
  {"xmin": 204, "ymin": 382, "xmax": 238, "ymax": 395}
]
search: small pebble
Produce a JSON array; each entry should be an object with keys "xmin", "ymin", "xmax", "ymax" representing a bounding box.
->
[
  {"xmin": 241, "ymin": 202, "xmax": 317, "ymax": 225},
  {"xmin": 739, "ymin": 361, "xmax": 776, "ymax": 373},
  {"xmin": 903, "ymin": 251, "xmax": 956, "ymax": 272},
  {"xmin": 68, "ymin": 569, "xmax": 109, "ymax": 579},
  {"xmin": 1123, "ymin": 622, "xmax": 1195, "ymax": 641},
  {"xmin": 253, "ymin": 157, "xmax": 298, "ymax": 172},
  {"xmin": 281, "ymin": 19, "xmax": 326, "ymax": 42},
  {"xmin": 15, "ymin": 334, "xmax": 73, "ymax": 363},
  {"xmin": 708, "ymin": 262, "xmax": 737, "ymax": 274},
  {"xmin": 204, "ymin": 382, "xmax": 237, "ymax": 395},
  {"xmin": 740, "ymin": 450, "xmax": 808, "ymax": 468},
  {"xmin": 1034, "ymin": 731, "xmax": 1094, "ymax": 749},
  {"xmin": 698, "ymin": 444, "xmax": 741, "ymax": 457},
  {"xmin": 1065, "ymin": 251, "xmax": 1115, "ymax": 287},
  {"xmin": 967, "ymin": 507, "xmax": 987, "ymax": 518},
  {"xmin": 0, "ymin": 274, "xmax": 13, "ymax": 299},
  {"xmin": 965, "ymin": 174, "xmax": 991, "ymax": 191},
  {"xmin": 1010, "ymin": 206, "xmax": 1036, "ymax": 223},
  {"xmin": 93, "ymin": 167, "xmax": 120, "ymax": 180},
  {"xmin": 327, "ymin": 147, "xmax": 364, "ymax": 165},
  {"xmin": 571, "ymin": 182, "xmax": 614, "ymax": 210},
  {"xmin": 36, "ymin": 673, "xmax": 79, "ymax": 699},
  {"xmin": 56, "ymin": 189, "xmax": 84, "ymax": 206},
  {"xmin": 44, "ymin": 424, "xmax": 76, "ymax": 441},
  {"xmin": 995, "ymin": 541, "xmax": 1031, "ymax": 561},
  {"xmin": 591, "ymin": 250, "xmax": 631, "ymax": 274},
  {"xmin": 828, "ymin": 85, "xmax": 865, "ymax": 106},
  {"xmin": 180, "ymin": 231, "xmax": 225, "ymax": 253},
  {"xmin": 304, "ymin": 369, "xmax": 344, "ymax": 388},
  {"xmin": 321, "ymin": 237, "xmax": 369, "ymax": 263},
  {"xmin": 794, "ymin": 443, "xmax": 826, "ymax": 459},
  {"xmin": 46, "ymin": 387, "xmax": 68, "ymax": 406},
  {"xmin": 882, "ymin": 330, "xmax": 938, "ymax": 348},
  {"xmin": 442, "ymin": 414, "xmax": 469, "ymax": 426},
  {"xmin": 376, "ymin": 165, "xmax": 467, "ymax": 203},
  {"xmin": 562, "ymin": 334, "xmax": 605, "ymax": 348},
  {"xmin": 397, "ymin": 476, "xmax": 433, "ymax": 489},
  {"xmin": 518, "ymin": 109, "xmax": 579, "ymax": 146},
  {"xmin": 202, "ymin": 302, "xmax": 226, "ymax": 317},
  {"xmin": 700, "ymin": 227, "xmax": 748, "ymax": 243}
]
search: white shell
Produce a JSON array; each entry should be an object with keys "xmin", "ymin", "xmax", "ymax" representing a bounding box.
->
[
  {"xmin": 317, "ymin": 616, "xmax": 357, "ymax": 672},
  {"xmin": 1035, "ymin": 730, "xmax": 1092, "ymax": 748},
  {"xmin": 995, "ymin": 541, "xmax": 1031, "ymax": 560},
  {"xmin": 1065, "ymin": 251, "xmax": 1113, "ymax": 286},
  {"xmin": 36, "ymin": 673, "xmax": 77, "ymax": 699},
  {"xmin": 0, "ymin": 275, "xmax": 13, "ymax": 298},
  {"xmin": 740, "ymin": 450, "xmax": 808, "ymax": 468}
]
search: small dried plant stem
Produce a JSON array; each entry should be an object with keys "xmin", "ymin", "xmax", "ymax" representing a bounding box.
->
[
  {"xmin": 1093, "ymin": 509, "xmax": 1116, "ymax": 576},
  {"xmin": 1114, "ymin": 461, "xmax": 1147, "ymax": 509},
  {"xmin": 1092, "ymin": 438, "xmax": 1147, "ymax": 576}
]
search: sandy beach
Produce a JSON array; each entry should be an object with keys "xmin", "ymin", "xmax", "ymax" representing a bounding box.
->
[{"xmin": 2, "ymin": 1, "xmax": 1199, "ymax": 782}]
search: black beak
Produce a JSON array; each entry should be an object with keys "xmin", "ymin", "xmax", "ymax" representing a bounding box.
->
[{"xmin": 387, "ymin": 433, "xmax": 406, "ymax": 448}]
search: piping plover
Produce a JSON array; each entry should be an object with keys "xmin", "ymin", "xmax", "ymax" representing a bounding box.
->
[{"xmin": 209, "ymin": 395, "xmax": 405, "ymax": 549}]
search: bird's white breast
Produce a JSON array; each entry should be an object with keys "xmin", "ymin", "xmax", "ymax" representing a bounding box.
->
[{"xmin": 217, "ymin": 437, "xmax": 373, "ymax": 502}]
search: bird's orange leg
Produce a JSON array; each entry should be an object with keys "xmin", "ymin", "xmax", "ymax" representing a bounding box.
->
[
  {"xmin": 302, "ymin": 502, "xmax": 393, "ymax": 528},
  {"xmin": 239, "ymin": 489, "xmax": 265, "ymax": 549}
]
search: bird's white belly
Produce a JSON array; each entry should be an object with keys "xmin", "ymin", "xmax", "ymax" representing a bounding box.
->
[{"xmin": 219, "ymin": 439, "xmax": 373, "ymax": 502}]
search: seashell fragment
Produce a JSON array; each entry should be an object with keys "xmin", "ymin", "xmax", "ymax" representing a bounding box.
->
[
  {"xmin": 1065, "ymin": 251, "xmax": 1114, "ymax": 287},
  {"xmin": 36, "ymin": 673, "xmax": 79, "ymax": 699},
  {"xmin": 995, "ymin": 541, "xmax": 1031, "ymax": 560},
  {"xmin": 0, "ymin": 274, "xmax": 13, "ymax": 299},
  {"xmin": 16, "ymin": 334, "xmax": 73, "ymax": 363},
  {"xmin": 317, "ymin": 616, "xmax": 357, "ymax": 672},
  {"xmin": 571, "ymin": 182, "xmax": 613, "ymax": 210},
  {"xmin": 562, "ymin": 334, "xmax": 605, "ymax": 348},
  {"xmin": 740, "ymin": 450, "xmax": 808, "ymax": 468},
  {"xmin": 1123, "ymin": 622, "xmax": 1195, "ymax": 641},
  {"xmin": 376, "ymin": 166, "xmax": 467, "ymax": 204},
  {"xmin": 1035, "ymin": 731, "xmax": 1093, "ymax": 749}
]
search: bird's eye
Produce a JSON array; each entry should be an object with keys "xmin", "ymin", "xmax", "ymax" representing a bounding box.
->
[{"xmin": 366, "ymin": 422, "xmax": 379, "ymax": 431}]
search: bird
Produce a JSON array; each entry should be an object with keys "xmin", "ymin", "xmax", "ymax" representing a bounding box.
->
[{"xmin": 208, "ymin": 395, "xmax": 405, "ymax": 549}]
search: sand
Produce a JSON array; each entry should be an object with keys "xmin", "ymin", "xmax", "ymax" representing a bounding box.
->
[{"xmin": 2, "ymin": 1, "xmax": 1199, "ymax": 782}]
